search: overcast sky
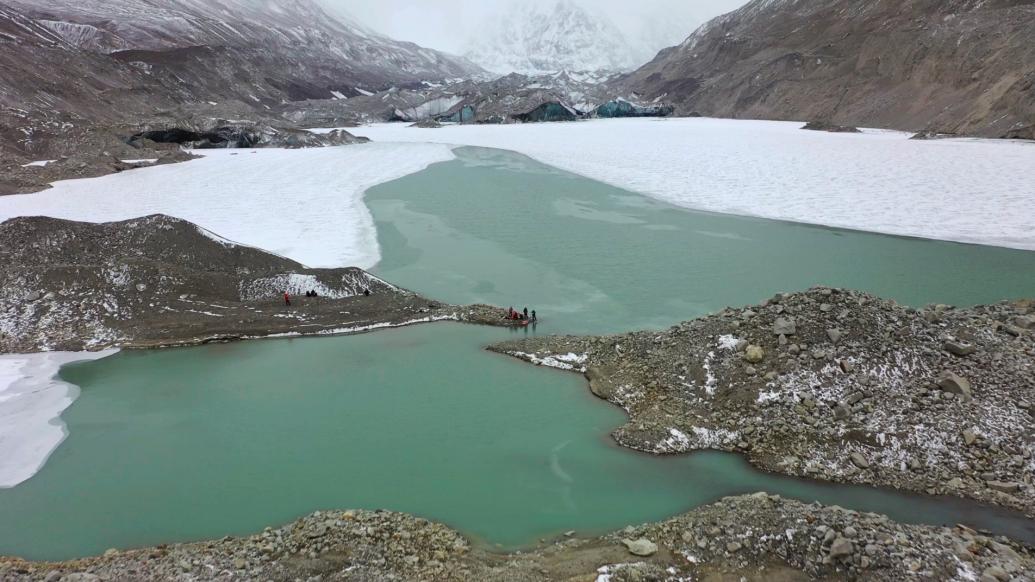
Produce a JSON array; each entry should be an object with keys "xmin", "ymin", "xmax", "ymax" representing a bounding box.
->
[{"xmin": 321, "ymin": 0, "xmax": 749, "ymax": 56}]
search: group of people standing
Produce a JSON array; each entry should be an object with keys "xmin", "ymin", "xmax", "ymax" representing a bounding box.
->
[
  {"xmin": 282, "ymin": 288, "xmax": 371, "ymax": 306},
  {"xmin": 507, "ymin": 306, "xmax": 537, "ymax": 323}
]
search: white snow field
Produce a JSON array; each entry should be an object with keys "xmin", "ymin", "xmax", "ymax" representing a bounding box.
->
[
  {"xmin": 356, "ymin": 118, "xmax": 1035, "ymax": 251},
  {"xmin": 0, "ymin": 350, "xmax": 117, "ymax": 488},
  {"xmin": 0, "ymin": 142, "xmax": 456, "ymax": 269}
]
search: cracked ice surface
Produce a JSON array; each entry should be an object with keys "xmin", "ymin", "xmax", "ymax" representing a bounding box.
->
[{"xmin": 356, "ymin": 118, "xmax": 1035, "ymax": 251}]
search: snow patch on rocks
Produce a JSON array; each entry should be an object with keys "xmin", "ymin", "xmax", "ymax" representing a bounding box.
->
[
  {"xmin": 509, "ymin": 351, "xmax": 589, "ymax": 372},
  {"xmin": 239, "ymin": 271, "xmax": 397, "ymax": 301}
]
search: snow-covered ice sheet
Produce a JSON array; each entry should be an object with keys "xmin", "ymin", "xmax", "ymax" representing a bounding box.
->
[
  {"xmin": 355, "ymin": 118, "xmax": 1035, "ymax": 251},
  {"xmin": 0, "ymin": 143, "xmax": 456, "ymax": 269},
  {"xmin": 0, "ymin": 350, "xmax": 117, "ymax": 488}
]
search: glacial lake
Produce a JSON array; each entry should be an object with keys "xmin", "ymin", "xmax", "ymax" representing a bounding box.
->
[{"xmin": 2, "ymin": 147, "xmax": 1035, "ymax": 560}]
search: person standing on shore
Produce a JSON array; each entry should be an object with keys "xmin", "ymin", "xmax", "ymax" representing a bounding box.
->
[
  {"xmin": 523, "ymin": 307, "xmax": 529, "ymax": 320},
  {"xmin": 284, "ymin": 292, "xmax": 291, "ymax": 306},
  {"xmin": 531, "ymin": 310, "xmax": 537, "ymax": 323}
]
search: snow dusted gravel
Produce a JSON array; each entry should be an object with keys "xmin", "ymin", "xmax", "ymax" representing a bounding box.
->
[
  {"xmin": 356, "ymin": 118, "xmax": 1035, "ymax": 251},
  {"xmin": 4, "ymin": 494, "xmax": 1033, "ymax": 581},
  {"xmin": 0, "ymin": 142, "xmax": 456, "ymax": 269},
  {"xmin": 493, "ymin": 287, "xmax": 1035, "ymax": 516}
]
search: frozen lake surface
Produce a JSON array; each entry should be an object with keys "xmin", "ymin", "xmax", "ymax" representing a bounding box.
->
[
  {"xmin": 0, "ymin": 143, "xmax": 455, "ymax": 269},
  {"xmin": 356, "ymin": 118, "xmax": 1035, "ymax": 251}
]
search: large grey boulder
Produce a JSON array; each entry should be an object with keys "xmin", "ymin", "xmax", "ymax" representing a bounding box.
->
[
  {"xmin": 937, "ymin": 371, "xmax": 972, "ymax": 398},
  {"xmin": 621, "ymin": 538, "xmax": 658, "ymax": 556},
  {"xmin": 773, "ymin": 317, "xmax": 797, "ymax": 336}
]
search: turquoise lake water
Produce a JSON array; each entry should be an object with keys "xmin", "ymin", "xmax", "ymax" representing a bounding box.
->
[
  {"xmin": 367, "ymin": 147, "xmax": 1035, "ymax": 335},
  {"xmin": 2, "ymin": 147, "xmax": 1034, "ymax": 560}
]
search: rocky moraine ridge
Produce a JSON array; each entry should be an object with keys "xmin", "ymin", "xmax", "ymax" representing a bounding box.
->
[
  {"xmin": 3, "ymin": 493, "xmax": 1033, "ymax": 581},
  {"xmin": 0, "ymin": 215, "xmax": 513, "ymax": 353},
  {"xmin": 493, "ymin": 287, "xmax": 1035, "ymax": 517}
]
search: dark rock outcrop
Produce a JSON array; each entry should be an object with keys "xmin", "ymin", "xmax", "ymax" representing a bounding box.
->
[
  {"xmin": 802, "ymin": 121, "xmax": 861, "ymax": 133},
  {"xmin": 129, "ymin": 124, "xmax": 367, "ymax": 149}
]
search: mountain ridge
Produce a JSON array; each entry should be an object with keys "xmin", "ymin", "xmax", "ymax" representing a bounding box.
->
[
  {"xmin": 464, "ymin": 0, "xmax": 639, "ymax": 75},
  {"xmin": 0, "ymin": 0, "xmax": 482, "ymax": 125},
  {"xmin": 618, "ymin": 0, "xmax": 1035, "ymax": 137}
]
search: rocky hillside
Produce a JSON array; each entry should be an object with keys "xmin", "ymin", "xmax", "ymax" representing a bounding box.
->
[
  {"xmin": 0, "ymin": 0, "xmax": 480, "ymax": 162},
  {"xmin": 620, "ymin": 0, "xmax": 1035, "ymax": 137},
  {"xmin": 493, "ymin": 287, "xmax": 1035, "ymax": 516},
  {"xmin": 0, "ymin": 215, "xmax": 514, "ymax": 352}
]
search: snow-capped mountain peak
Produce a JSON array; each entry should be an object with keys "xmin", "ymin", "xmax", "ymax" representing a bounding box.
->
[{"xmin": 464, "ymin": 0, "xmax": 639, "ymax": 75}]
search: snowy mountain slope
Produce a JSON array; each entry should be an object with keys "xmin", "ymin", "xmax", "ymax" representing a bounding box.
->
[
  {"xmin": 5, "ymin": 0, "xmax": 480, "ymax": 82},
  {"xmin": 464, "ymin": 0, "xmax": 639, "ymax": 75},
  {"xmin": 0, "ymin": 0, "xmax": 482, "ymax": 151},
  {"xmin": 619, "ymin": 0, "xmax": 1035, "ymax": 137}
]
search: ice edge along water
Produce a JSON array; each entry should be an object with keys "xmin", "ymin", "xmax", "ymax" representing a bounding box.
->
[
  {"xmin": 0, "ymin": 350, "xmax": 118, "ymax": 488},
  {"xmin": 0, "ymin": 142, "xmax": 458, "ymax": 270},
  {"xmin": 353, "ymin": 118, "xmax": 1035, "ymax": 252}
]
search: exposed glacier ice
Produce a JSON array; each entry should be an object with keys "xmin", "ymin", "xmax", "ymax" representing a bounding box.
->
[{"xmin": 356, "ymin": 118, "xmax": 1035, "ymax": 251}]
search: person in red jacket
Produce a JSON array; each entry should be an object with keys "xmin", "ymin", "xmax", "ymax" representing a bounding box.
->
[{"xmin": 284, "ymin": 292, "xmax": 291, "ymax": 306}]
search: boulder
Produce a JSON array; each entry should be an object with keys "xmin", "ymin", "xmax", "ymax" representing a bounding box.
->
[
  {"xmin": 828, "ymin": 536, "xmax": 855, "ymax": 560},
  {"xmin": 826, "ymin": 328, "xmax": 843, "ymax": 343},
  {"xmin": 937, "ymin": 372, "xmax": 972, "ymax": 398},
  {"xmin": 621, "ymin": 538, "xmax": 658, "ymax": 557},
  {"xmin": 1014, "ymin": 315, "xmax": 1035, "ymax": 330},
  {"xmin": 943, "ymin": 341, "xmax": 976, "ymax": 357},
  {"xmin": 850, "ymin": 452, "xmax": 870, "ymax": 469},
  {"xmin": 962, "ymin": 429, "xmax": 978, "ymax": 446},
  {"xmin": 773, "ymin": 317, "xmax": 797, "ymax": 336},
  {"xmin": 745, "ymin": 345, "xmax": 765, "ymax": 363},
  {"xmin": 987, "ymin": 481, "xmax": 1021, "ymax": 494}
]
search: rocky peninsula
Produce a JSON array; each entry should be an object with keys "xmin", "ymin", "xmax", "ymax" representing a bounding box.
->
[
  {"xmin": 0, "ymin": 215, "xmax": 514, "ymax": 353},
  {"xmin": 492, "ymin": 287, "xmax": 1035, "ymax": 517}
]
